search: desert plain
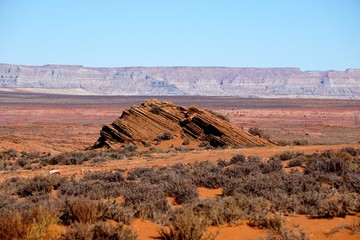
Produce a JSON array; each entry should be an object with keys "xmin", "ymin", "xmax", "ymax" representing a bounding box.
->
[{"xmin": 0, "ymin": 90, "xmax": 359, "ymax": 239}]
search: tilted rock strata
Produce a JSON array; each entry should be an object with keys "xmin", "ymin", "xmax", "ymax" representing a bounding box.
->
[
  {"xmin": 91, "ymin": 99, "xmax": 273, "ymax": 149},
  {"xmin": 1, "ymin": 64, "xmax": 360, "ymax": 98}
]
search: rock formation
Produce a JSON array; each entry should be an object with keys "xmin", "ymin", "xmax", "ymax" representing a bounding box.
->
[
  {"xmin": 91, "ymin": 99, "xmax": 274, "ymax": 149},
  {"xmin": 1, "ymin": 64, "xmax": 360, "ymax": 98}
]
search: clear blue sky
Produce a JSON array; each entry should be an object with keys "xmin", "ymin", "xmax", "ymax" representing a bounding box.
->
[{"xmin": 0, "ymin": 0, "xmax": 359, "ymax": 70}]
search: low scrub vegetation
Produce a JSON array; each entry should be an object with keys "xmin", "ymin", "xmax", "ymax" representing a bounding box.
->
[
  {"xmin": 206, "ymin": 109, "xmax": 229, "ymax": 122},
  {"xmin": 156, "ymin": 132, "xmax": 174, "ymax": 142},
  {"xmin": 0, "ymin": 148, "xmax": 359, "ymax": 238},
  {"xmin": 0, "ymin": 148, "xmax": 132, "ymax": 170},
  {"xmin": 248, "ymin": 127, "xmax": 270, "ymax": 140}
]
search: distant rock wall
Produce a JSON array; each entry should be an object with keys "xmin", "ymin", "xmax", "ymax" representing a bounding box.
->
[{"xmin": 1, "ymin": 64, "xmax": 359, "ymax": 98}]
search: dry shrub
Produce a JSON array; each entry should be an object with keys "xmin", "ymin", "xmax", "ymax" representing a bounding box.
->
[
  {"xmin": 59, "ymin": 197, "xmax": 108, "ymax": 225},
  {"xmin": 171, "ymin": 181, "xmax": 199, "ymax": 204},
  {"xmin": 248, "ymin": 127, "xmax": 270, "ymax": 139},
  {"xmin": 230, "ymin": 154, "xmax": 246, "ymax": 165},
  {"xmin": 277, "ymin": 140, "xmax": 291, "ymax": 146},
  {"xmin": 62, "ymin": 222, "xmax": 137, "ymax": 240},
  {"xmin": 156, "ymin": 132, "xmax": 174, "ymax": 141},
  {"xmin": 192, "ymin": 197, "xmax": 244, "ymax": 226},
  {"xmin": 182, "ymin": 139, "xmax": 190, "ymax": 145},
  {"xmin": 260, "ymin": 158, "xmax": 282, "ymax": 174},
  {"xmin": 206, "ymin": 109, "xmax": 229, "ymax": 122},
  {"xmin": 248, "ymin": 213, "xmax": 285, "ymax": 234},
  {"xmin": 159, "ymin": 208, "xmax": 216, "ymax": 240},
  {"xmin": 0, "ymin": 194, "xmax": 16, "ymax": 210},
  {"xmin": 325, "ymin": 220, "xmax": 360, "ymax": 237},
  {"xmin": 0, "ymin": 203, "xmax": 59, "ymax": 240},
  {"xmin": 263, "ymin": 227, "xmax": 308, "ymax": 240},
  {"xmin": 287, "ymin": 156, "xmax": 306, "ymax": 167},
  {"xmin": 102, "ymin": 203, "xmax": 134, "ymax": 224},
  {"xmin": 292, "ymin": 139, "xmax": 308, "ymax": 146},
  {"xmin": 58, "ymin": 179, "xmax": 125, "ymax": 199},
  {"xmin": 17, "ymin": 175, "xmax": 53, "ymax": 197},
  {"xmin": 127, "ymin": 167, "xmax": 155, "ymax": 181},
  {"xmin": 340, "ymin": 147, "xmax": 359, "ymax": 157},
  {"xmin": 342, "ymin": 193, "xmax": 360, "ymax": 212},
  {"xmin": 92, "ymin": 222, "xmax": 137, "ymax": 240},
  {"xmin": 304, "ymin": 150, "xmax": 351, "ymax": 176},
  {"xmin": 45, "ymin": 151, "xmax": 91, "ymax": 165},
  {"xmin": 61, "ymin": 223, "xmax": 92, "ymax": 240},
  {"xmin": 17, "ymin": 175, "xmax": 62, "ymax": 197},
  {"xmin": 190, "ymin": 161, "xmax": 223, "ymax": 189},
  {"xmin": 124, "ymin": 143, "xmax": 137, "ymax": 152},
  {"xmin": 277, "ymin": 151, "xmax": 301, "ymax": 161},
  {"xmin": 82, "ymin": 171, "xmax": 125, "ymax": 182},
  {"xmin": 123, "ymin": 183, "xmax": 170, "ymax": 221},
  {"xmin": 0, "ymin": 148, "xmax": 19, "ymax": 160},
  {"xmin": 346, "ymin": 219, "xmax": 360, "ymax": 235}
]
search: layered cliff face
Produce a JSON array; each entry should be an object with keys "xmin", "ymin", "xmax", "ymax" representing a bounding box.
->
[
  {"xmin": 1, "ymin": 64, "xmax": 360, "ymax": 98},
  {"xmin": 91, "ymin": 99, "xmax": 273, "ymax": 149}
]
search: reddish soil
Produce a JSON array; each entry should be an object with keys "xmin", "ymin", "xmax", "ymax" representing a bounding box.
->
[{"xmin": 1, "ymin": 91, "xmax": 359, "ymax": 239}]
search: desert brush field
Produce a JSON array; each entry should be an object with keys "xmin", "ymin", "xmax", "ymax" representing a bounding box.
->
[{"xmin": 0, "ymin": 91, "xmax": 359, "ymax": 240}]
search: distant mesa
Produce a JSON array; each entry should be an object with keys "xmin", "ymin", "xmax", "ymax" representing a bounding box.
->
[
  {"xmin": 90, "ymin": 99, "xmax": 274, "ymax": 149},
  {"xmin": 1, "ymin": 64, "xmax": 360, "ymax": 98}
]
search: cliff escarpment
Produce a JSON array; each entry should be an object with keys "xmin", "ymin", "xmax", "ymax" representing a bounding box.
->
[{"xmin": 1, "ymin": 64, "xmax": 360, "ymax": 98}]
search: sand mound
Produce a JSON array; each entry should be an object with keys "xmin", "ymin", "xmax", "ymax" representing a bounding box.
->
[{"xmin": 91, "ymin": 99, "xmax": 273, "ymax": 149}]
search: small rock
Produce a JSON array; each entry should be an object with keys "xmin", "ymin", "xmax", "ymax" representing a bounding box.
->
[{"xmin": 49, "ymin": 169, "xmax": 61, "ymax": 175}]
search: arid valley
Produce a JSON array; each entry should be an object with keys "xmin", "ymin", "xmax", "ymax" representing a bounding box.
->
[{"xmin": 0, "ymin": 91, "xmax": 359, "ymax": 240}]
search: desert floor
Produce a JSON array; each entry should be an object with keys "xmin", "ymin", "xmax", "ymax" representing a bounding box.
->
[{"xmin": 0, "ymin": 91, "xmax": 359, "ymax": 239}]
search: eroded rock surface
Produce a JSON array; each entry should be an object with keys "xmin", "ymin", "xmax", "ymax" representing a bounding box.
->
[
  {"xmin": 91, "ymin": 99, "xmax": 273, "ymax": 149},
  {"xmin": 1, "ymin": 64, "xmax": 359, "ymax": 98}
]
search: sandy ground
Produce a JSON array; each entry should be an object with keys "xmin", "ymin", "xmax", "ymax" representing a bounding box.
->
[{"xmin": 1, "ymin": 92, "xmax": 360, "ymax": 239}]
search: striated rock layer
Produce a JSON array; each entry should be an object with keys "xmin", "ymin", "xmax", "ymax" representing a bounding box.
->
[
  {"xmin": 91, "ymin": 99, "xmax": 273, "ymax": 149},
  {"xmin": 1, "ymin": 64, "xmax": 360, "ymax": 98}
]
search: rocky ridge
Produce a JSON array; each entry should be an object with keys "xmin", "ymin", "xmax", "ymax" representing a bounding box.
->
[
  {"xmin": 91, "ymin": 99, "xmax": 273, "ymax": 149},
  {"xmin": 1, "ymin": 64, "xmax": 360, "ymax": 98}
]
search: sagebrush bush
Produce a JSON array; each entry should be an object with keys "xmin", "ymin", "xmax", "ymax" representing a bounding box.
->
[
  {"xmin": 304, "ymin": 150, "xmax": 351, "ymax": 176},
  {"xmin": 260, "ymin": 158, "xmax": 282, "ymax": 174},
  {"xmin": 102, "ymin": 202, "xmax": 134, "ymax": 224},
  {"xmin": 0, "ymin": 148, "xmax": 19, "ymax": 160},
  {"xmin": 59, "ymin": 197, "xmax": 109, "ymax": 225},
  {"xmin": 44, "ymin": 151, "xmax": 90, "ymax": 165},
  {"xmin": 230, "ymin": 154, "xmax": 246, "ymax": 165},
  {"xmin": 62, "ymin": 222, "xmax": 138, "ymax": 240},
  {"xmin": 124, "ymin": 143, "xmax": 137, "ymax": 152},
  {"xmin": 159, "ymin": 208, "xmax": 215, "ymax": 240},
  {"xmin": 340, "ymin": 147, "xmax": 359, "ymax": 157},
  {"xmin": 287, "ymin": 155, "xmax": 306, "ymax": 167},
  {"xmin": 277, "ymin": 151, "xmax": 301, "ymax": 161},
  {"xmin": 191, "ymin": 161, "xmax": 224, "ymax": 189},
  {"xmin": 82, "ymin": 171, "xmax": 125, "ymax": 182},
  {"xmin": 248, "ymin": 127, "xmax": 270, "ymax": 139},
  {"xmin": 92, "ymin": 222, "xmax": 138, "ymax": 240},
  {"xmin": 170, "ymin": 181, "xmax": 199, "ymax": 204},
  {"xmin": 206, "ymin": 109, "xmax": 229, "ymax": 122},
  {"xmin": 248, "ymin": 213, "xmax": 285, "ymax": 234},
  {"xmin": 17, "ymin": 175, "xmax": 53, "ymax": 197},
  {"xmin": 156, "ymin": 132, "xmax": 174, "ymax": 141},
  {"xmin": 292, "ymin": 139, "xmax": 308, "ymax": 146},
  {"xmin": 127, "ymin": 167, "xmax": 155, "ymax": 181},
  {"xmin": 0, "ymin": 202, "xmax": 59, "ymax": 240},
  {"xmin": 192, "ymin": 197, "xmax": 245, "ymax": 226},
  {"xmin": 123, "ymin": 183, "xmax": 170, "ymax": 221},
  {"xmin": 58, "ymin": 179, "xmax": 125, "ymax": 199}
]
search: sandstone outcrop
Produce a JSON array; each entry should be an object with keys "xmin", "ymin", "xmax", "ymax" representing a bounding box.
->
[
  {"xmin": 91, "ymin": 99, "xmax": 273, "ymax": 149},
  {"xmin": 1, "ymin": 64, "xmax": 360, "ymax": 98}
]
